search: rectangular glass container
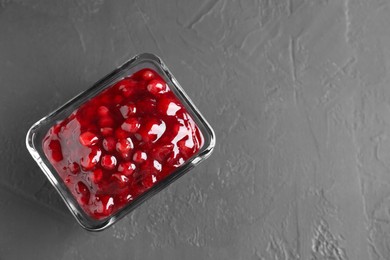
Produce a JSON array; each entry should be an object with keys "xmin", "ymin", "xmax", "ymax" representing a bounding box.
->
[{"xmin": 26, "ymin": 53, "xmax": 215, "ymax": 231}]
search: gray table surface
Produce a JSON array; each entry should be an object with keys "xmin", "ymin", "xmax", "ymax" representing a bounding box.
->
[{"xmin": 0, "ymin": 0, "xmax": 389, "ymax": 259}]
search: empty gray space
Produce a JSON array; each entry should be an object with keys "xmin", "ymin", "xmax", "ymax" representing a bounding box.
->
[{"xmin": 0, "ymin": 0, "xmax": 389, "ymax": 259}]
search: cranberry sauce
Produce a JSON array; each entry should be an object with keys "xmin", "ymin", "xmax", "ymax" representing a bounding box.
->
[{"xmin": 42, "ymin": 68, "xmax": 203, "ymax": 220}]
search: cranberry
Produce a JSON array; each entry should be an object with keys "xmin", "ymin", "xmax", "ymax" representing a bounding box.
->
[
  {"xmin": 97, "ymin": 106, "xmax": 110, "ymax": 117},
  {"xmin": 121, "ymin": 117, "xmax": 140, "ymax": 133},
  {"xmin": 118, "ymin": 162, "xmax": 136, "ymax": 176},
  {"xmin": 42, "ymin": 68, "xmax": 204, "ymax": 220},
  {"xmin": 115, "ymin": 128, "xmax": 130, "ymax": 139},
  {"xmin": 111, "ymin": 173, "xmax": 130, "ymax": 187},
  {"xmin": 119, "ymin": 103, "xmax": 136, "ymax": 118},
  {"xmin": 79, "ymin": 131, "xmax": 99, "ymax": 147},
  {"xmin": 116, "ymin": 192, "xmax": 134, "ymax": 204},
  {"xmin": 116, "ymin": 138, "xmax": 134, "ymax": 152},
  {"xmin": 139, "ymin": 160, "xmax": 162, "ymax": 178},
  {"xmin": 138, "ymin": 118, "xmax": 166, "ymax": 143},
  {"xmin": 147, "ymin": 79, "xmax": 168, "ymax": 95},
  {"xmin": 116, "ymin": 138, "xmax": 134, "ymax": 159},
  {"xmin": 80, "ymin": 147, "xmax": 102, "ymax": 171},
  {"xmin": 157, "ymin": 98, "xmax": 182, "ymax": 116},
  {"xmin": 78, "ymin": 106, "xmax": 95, "ymax": 122},
  {"xmin": 47, "ymin": 139, "xmax": 63, "ymax": 162},
  {"xmin": 100, "ymin": 127, "xmax": 114, "ymax": 136},
  {"xmin": 133, "ymin": 151, "xmax": 147, "ymax": 164},
  {"xmin": 91, "ymin": 169, "xmax": 103, "ymax": 183},
  {"xmin": 177, "ymin": 137, "xmax": 195, "ymax": 159},
  {"xmin": 116, "ymin": 78, "xmax": 138, "ymax": 97},
  {"xmin": 100, "ymin": 92, "xmax": 113, "ymax": 104},
  {"xmin": 141, "ymin": 69, "xmax": 155, "ymax": 80},
  {"xmin": 102, "ymin": 137, "xmax": 116, "ymax": 152},
  {"xmin": 137, "ymin": 97, "xmax": 156, "ymax": 114},
  {"xmin": 141, "ymin": 173, "xmax": 157, "ymax": 189},
  {"xmin": 94, "ymin": 194, "xmax": 114, "ymax": 217},
  {"xmin": 151, "ymin": 144, "xmax": 174, "ymax": 162},
  {"xmin": 99, "ymin": 116, "xmax": 114, "ymax": 128},
  {"xmin": 101, "ymin": 155, "xmax": 117, "ymax": 170},
  {"xmin": 114, "ymin": 95, "xmax": 123, "ymax": 104},
  {"xmin": 167, "ymin": 156, "xmax": 186, "ymax": 168}
]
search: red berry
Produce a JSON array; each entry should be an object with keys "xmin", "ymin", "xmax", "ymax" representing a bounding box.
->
[
  {"xmin": 100, "ymin": 91, "xmax": 113, "ymax": 104},
  {"xmin": 111, "ymin": 173, "xmax": 130, "ymax": 188},
  {"xmin": 140, "ymin": 159, "xmax": 162, "ymax": 176},
  {"xmin": 48, "ymin": 139, "xmax": 63, "ymax": 162},
  {"xmin": 147, "ymin": 79, "xmax": 168, "ymax": 95},
  {"xmin": 137, "ymin": 97, "xmax": 156, "ymax": 114},
  {"xmin": 94, "ymin": 194, "xmax": 114, "ymax": 217},
  {"xmin": 116, "ymin": 138, "xmax": 134, "ymax": 153},
  {"xmin": 150, "ymin": 144, "xmax": 174, "ymax": 162},
  {"xmin": 80, "ymin": 147, "xmax": 102, "ymax": 170},
  {"xmin": 138, "ymin": 118, "xmax": 166, "ymax": 143},
  {"xmin": 121, "ymin": 117, "xmax": 140, "ymax": 133},
  {"xmin": 115, "ymin": 128, "xmax": 130, "ymax": 139},
  {"xmin": 102, "ymin": 137, "xmax": 116, "ymax": 152},
  {"xmin": 177, "ymin": 137, "xmax": 195, "ymax": 159},
  {"xmin": 97, "ymin": 106, "xmax": 110, "ymax": 117},
  {"xmin": 116, "ymin": 192, "xmax": 134, "ymax": 204},
  {"xmin": 101, "ymin": 155, "xmax": 117, "ymax": 170},
  {"xmin": 79, "ymin": 131, "xmax": 99, "ymax": 146},
  {"xmin": 141, "ymin": 174, "xmax": 157, "ymax": 189},
  {"xmin": 79, "ymin": 106, "xmax": 95, "ymax": 122},
  {"xmin": 133, "ymin": 151, "xmax": 147, "ymax": 164},
  {"xmin": 141, "ymin": 69, "xmax": 155, "ymax": 80},
  {"xmin": 116, "ymin": 78, "xmax": 138, "ymax": 97},
  {"xmin": 99, "ymin": 116, "xmax": 114, "ymax": 127},
  {"xmin": 119, "ymin": 103, "xmax": 137, "ymax": 119},
  {"xmin": 157, "ymin": 98, "xmax": 181, "ymax": 116},
  {"xmin": 114, "ymin": 95, "xmax": 123, "ymax": 104},
  {"xmin": 100, "ymin": 127, "xmax": 114, "ymax": 136},
  {"xmin": 167, "ymin": 156, "xmax": 186, "ymax": 168},
  {"xmin": 91, "ymin": 169, "xmax": 103, "ymax": 183},
  {"xmin": 171, "ymin": 122, "xmax": 183, "ymax": 137},
  {"xmin": 117, "ymin": 162, "xmax": 136, "ymax": 176},
  {"xmin": 116, "ymin": 138, "xmax": 134, "ymax": 159}
]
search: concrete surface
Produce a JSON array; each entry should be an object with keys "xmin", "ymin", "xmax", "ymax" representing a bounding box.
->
[{"xmin": 0, "ymin": 0, "xmax": 389, "ymax": 259}]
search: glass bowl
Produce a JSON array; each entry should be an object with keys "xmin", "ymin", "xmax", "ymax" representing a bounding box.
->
[{"xmin": 26, "ymin": 53, "xmax": 215, "ymax": 231}]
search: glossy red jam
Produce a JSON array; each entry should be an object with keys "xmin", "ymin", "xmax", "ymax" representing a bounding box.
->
[{"xmin": 42, "ymin": 68, "xmax": 203, "ymax": 220}]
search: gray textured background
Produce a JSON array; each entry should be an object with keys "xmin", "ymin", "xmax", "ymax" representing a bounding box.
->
[{"xmin": 0, "ymin": 0, "xmax": 389, "ymax": 259}]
